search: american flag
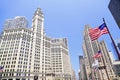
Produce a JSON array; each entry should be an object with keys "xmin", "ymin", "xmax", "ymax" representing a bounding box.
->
[
  {"xmin": 93, "ymin": 51, "xmax": 102, "ymax": 58},
  {"xmin": 0, "ymin": 66, "xmax": 4, "ymax": 72},
  {"xmin": 89, "ymin": 23, "xmax": 109, "ymax": 41}
]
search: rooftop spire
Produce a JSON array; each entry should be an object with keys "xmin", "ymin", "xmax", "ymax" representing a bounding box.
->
[{"xmin": 34, "ymin": 8, "xmax": 43, "ymax": 15}]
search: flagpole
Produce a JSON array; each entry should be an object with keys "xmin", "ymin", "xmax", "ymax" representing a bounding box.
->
[{"xmin": 102, "ymin": 18, "xmax": 120, "ymax": 60}]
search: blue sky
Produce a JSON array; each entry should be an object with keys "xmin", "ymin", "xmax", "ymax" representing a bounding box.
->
[{"xmin": 0, "ymin": 0, "xmax": 120, "ymax": 77}]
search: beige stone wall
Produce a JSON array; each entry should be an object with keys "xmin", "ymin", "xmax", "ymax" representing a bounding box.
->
[{"xmin": 46, "ymin": 75, "xmax": 55, "ymax": 80}]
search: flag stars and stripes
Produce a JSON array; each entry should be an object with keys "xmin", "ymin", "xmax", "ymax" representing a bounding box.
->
[
  {"xmin": 89, "ymin": 23, "xmax": 109, "ymax": 41},
  {"xmin": 93, "ymin": 51, "xmax": 102, "ymax": 58}
]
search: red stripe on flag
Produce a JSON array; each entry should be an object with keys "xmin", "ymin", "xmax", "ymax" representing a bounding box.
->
[{"xmin": 89, "ymin": 27, "xmax": 108, "ymax": 41}]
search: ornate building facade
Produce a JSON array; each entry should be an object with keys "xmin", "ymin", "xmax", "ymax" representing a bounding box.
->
[{"xmin": 0, "ymin": 8, "xmax": 73, "ymax": 80}]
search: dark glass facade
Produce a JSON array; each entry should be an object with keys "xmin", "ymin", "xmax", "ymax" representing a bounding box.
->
[{"xmin": 108, "ymin": 0, "xmax": 120, "ymax": 29}]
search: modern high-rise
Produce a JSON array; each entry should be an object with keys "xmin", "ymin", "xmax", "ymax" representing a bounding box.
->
[
  {"xmin": 111, "ymin": 39, "xmax": 120, "ymax": 79},
  {"xmin": 112, "ymin": 61, "xmax": 120, "ymax": 79},
  {"xmin": 115, "ymin": 39, "xmax": 120, "ymax": 54},
  {"xmin": 108, "ymin": 0, "xmax": 120, "ymax": 29},
  {"xmin": 0, "ymin": 8, "xmax": 73, "ymax": 80}
]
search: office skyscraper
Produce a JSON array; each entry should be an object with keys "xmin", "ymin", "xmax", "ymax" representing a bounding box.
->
[
  {"xmin": 111, "ymin": 39, "xmax": 120, "ymax": 78},
  {"xmin": 4, "ymin": 16, "xmax": 28, "ymax": 30},
  {"xmin": 115, "ymin": 39, "xmax": 120, "ymax": 53},
  {"xmin": 82, "ymin": 25, "xmax": 116, "ymax": 80},
  {"xmin": 0, "ymin": 8, "xmax": 73, "ymax": 80},
  {"xmin": 78, "ymin": 56, "xmax": 87, "ymax": 80},
  {"xmin": 108, "ymin": 0, "xmax": 120, "ymax": 29},
  {"xmin": 82, "ymin": 25, "xmax": 100, "ymax": 80},
  {"xmin": 51, "ymin": 38, "xmax": 72, "ymax": 79},
  {"xmin": 71, "ymin": 68, "xmax": 76, "ymax": 80},
  {"xmin": 99, "ymin": 41, "xmax": 115, "ymax": 79}
]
